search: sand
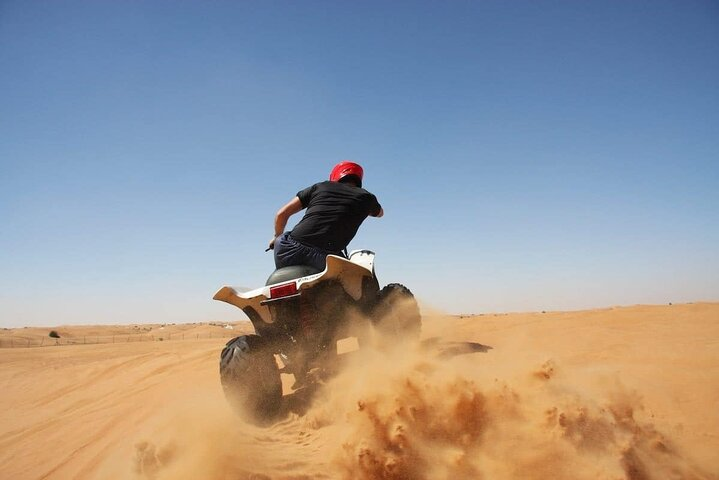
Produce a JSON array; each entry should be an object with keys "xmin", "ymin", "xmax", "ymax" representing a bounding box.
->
[{"xmin": 1, "ymin": 303, "xmax": 717, "ymax": 479}]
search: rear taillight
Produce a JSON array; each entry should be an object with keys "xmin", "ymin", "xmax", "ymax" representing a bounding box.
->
[{"xmin": 269, "ymin": 282, "xmax": 298, "ymax": 299}]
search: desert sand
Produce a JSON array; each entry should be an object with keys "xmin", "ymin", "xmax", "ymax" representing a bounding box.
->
[{"xmin": 1, "ymin": 303, "xmax": 717, "ymax": 479}]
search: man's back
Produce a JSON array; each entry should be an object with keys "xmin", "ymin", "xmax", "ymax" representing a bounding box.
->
[
  {"xmin": 270, "ymin": 161, "xmax": 383, "ymax": 271},
  {"xmin": 291, "ymin": 181, "xmax": 381, "ymax": 253}
]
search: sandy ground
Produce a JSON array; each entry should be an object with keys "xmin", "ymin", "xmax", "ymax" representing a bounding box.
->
[{"xmin": 1, "ymin": 303, "xmax": 717, "ymax": 479}]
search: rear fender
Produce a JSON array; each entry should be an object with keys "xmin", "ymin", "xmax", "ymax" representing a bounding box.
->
[{"xmin": 213, "ymin": 252, "xmax": 376, "ymax": 324}]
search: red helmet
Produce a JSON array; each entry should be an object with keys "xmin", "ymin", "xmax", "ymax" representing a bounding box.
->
[{"xmin": 329, "ymin": 161, "xmax": 364, "ymax": 186}]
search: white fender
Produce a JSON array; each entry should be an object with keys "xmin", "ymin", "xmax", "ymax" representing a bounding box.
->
[{"xmin": 213, "ymin": 251, "xmax": 376, "ymax": 324}]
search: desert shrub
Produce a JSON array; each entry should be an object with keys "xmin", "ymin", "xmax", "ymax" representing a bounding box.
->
[{"xmin": 49, "ymin": 330, "xmax": 60, "ymax": 338}]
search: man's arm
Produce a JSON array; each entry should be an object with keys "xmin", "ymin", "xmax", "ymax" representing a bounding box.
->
[
  {"xmin": 269, "ymin": 196, "xmax": 304, "ymax": 250},
  {"xmin": 369, "ymin": 194, "xmax": 383, "ymax": 218}
]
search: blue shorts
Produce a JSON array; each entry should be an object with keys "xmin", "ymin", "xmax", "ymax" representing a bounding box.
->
[{"xmin": 273, "ymin": 233, "xmax": 343, "ymax": 271}]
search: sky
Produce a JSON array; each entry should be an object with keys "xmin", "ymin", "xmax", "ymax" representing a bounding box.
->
[{"xmin": 1, "ymin": 0, "xmax": 717, "ymax": 327}]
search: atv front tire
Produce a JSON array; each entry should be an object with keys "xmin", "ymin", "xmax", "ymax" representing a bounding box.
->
[
  {"xmin": 219, "ymin": 334, "xmax": 282, "ymax": 424},
  {"xmin": 373, "ymin": 283, "xmax": 422, "ymax": 343}
]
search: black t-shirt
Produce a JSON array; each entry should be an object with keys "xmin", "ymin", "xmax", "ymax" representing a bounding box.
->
[{"xmin": 290, "ymin": 181, "xmax": 381, "ymax": 252}]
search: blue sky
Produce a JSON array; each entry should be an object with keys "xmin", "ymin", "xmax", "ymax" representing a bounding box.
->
[{"xmin": 1, "ymin": 1, "xmax": 717, "ymax": 326}]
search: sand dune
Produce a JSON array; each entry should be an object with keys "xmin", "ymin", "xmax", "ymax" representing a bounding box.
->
[
  {"xmin": 1, "ymin": 303, "xmax": 717, "ymax": 479},
  {"xmin": 0, "ymin": 322, "xmax": 243, "ymax": 347}
]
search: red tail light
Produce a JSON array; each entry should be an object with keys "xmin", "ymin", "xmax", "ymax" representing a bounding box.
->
[{"xmin": 269, "ymin": 282, "xmax": 298, "ymax": 299}]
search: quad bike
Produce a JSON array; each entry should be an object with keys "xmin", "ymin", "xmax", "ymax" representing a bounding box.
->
[{"xmin": 213, "ymin": 250, "xmax": 421, "ymax": 423}]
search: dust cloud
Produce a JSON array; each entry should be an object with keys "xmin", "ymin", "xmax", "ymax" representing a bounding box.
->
[
  {"xmin": 3, "ymin": 304, "xmax": 716, "ymax": 478},
  {"xmin": 114, "ymin": 316, "xmax": 715, "ymax": 480}
]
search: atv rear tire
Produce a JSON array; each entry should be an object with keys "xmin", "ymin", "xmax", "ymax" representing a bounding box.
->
[
  {"xmin": 373, "ymin": 283, "xmax": 422, "ymax": 343},
  {"xmin": 219, "ymin": 334, "xmax": 282, "ymax": 424}
]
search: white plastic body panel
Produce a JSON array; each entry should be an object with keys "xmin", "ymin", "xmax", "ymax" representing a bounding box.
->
[
  {"xmin": 213, "ymin": 250, "xmax": 376, "ymax": 324},
  {"xmin": 348, "ymin": 249, "xmax": 375, "ymax": 274}
]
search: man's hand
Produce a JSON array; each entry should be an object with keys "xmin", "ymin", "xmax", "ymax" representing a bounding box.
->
[{"xmin": 267, "ymin": 237, "xmax": 276, "ymax": 251}]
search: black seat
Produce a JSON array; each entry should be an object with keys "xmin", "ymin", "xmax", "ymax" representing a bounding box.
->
[{"xmin": 265, "ymin": 265, "xmax": 322, "ymax": 286}]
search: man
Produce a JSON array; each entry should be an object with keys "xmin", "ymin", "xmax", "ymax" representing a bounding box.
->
[{"xmin": 269, "ymin": 161, "xmax": 383, "ymax": 271}]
